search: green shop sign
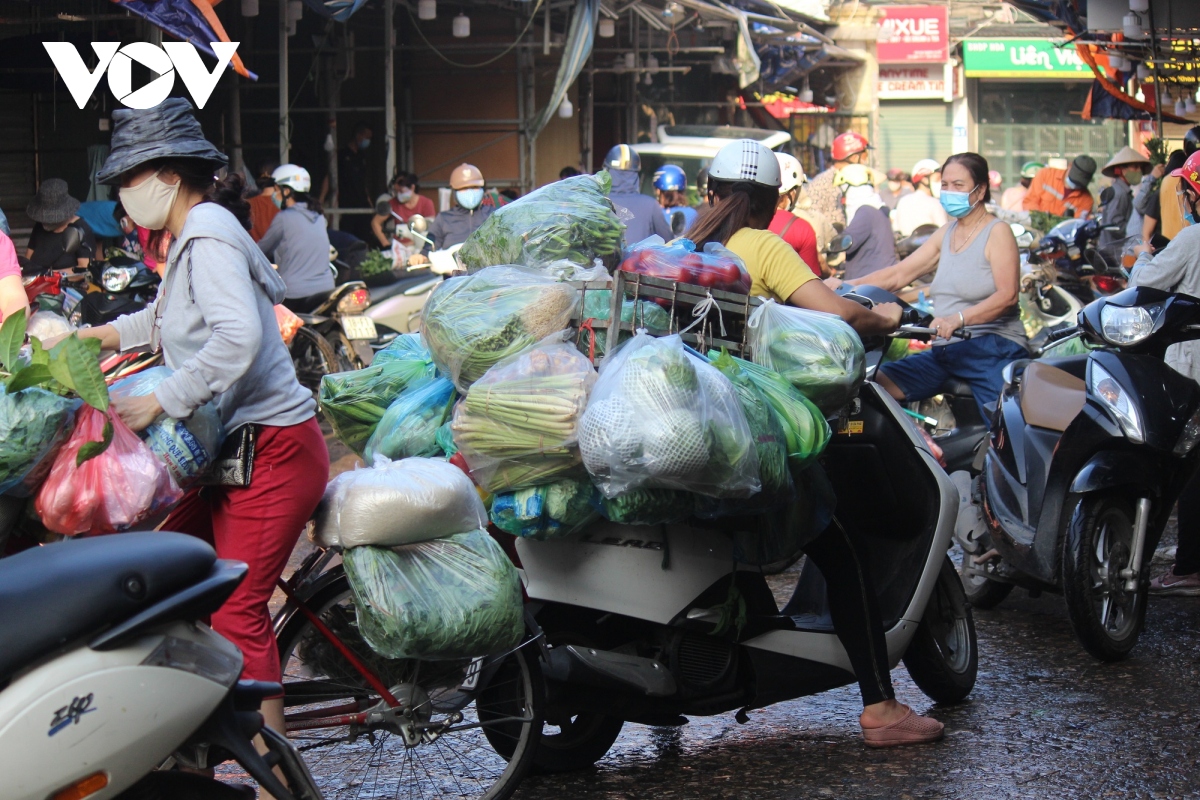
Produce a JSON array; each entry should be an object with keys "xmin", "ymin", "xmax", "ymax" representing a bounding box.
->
[{"xmin": 962, "ymin": 39, "xmax": 1091, "ymax": 79}]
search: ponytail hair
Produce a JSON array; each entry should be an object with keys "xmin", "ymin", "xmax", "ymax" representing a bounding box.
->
[
  {"xmin": 688, "ymin": 178, "xmax": 779, "ymax": 247},
  {"xmin": 150, "ymin": 158, "xmax": 253, "ymax": 231}
]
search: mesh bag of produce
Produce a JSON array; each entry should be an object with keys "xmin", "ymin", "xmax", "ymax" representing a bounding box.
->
[
  {"xmin": 717, "ymin": 354, "xmax": 831, "ymax": 469},
  {"xmin": 0, "ymin": 387, "xmax": 79, "ymax": 497},
  {"xmin": 422, "ymin": 266, "xmax": 579, "ymax": 392},
  {"xmin": 343, "ymin": 530, "xmax": 524, "ymax": 660},
  {"xmin": 619, "ymin": 236, "xmax": 751, "ymax": 294},
  {"xmin": 578, "ymin": 332, "xmax": 760, "ymax": 499},
  {"xmin": 318, "ymin": 359, "xmax": 438, "ymax": 456},
  {"xmin": 727, "ymin": 463, "xmax": 836, "ymax": 567},
  {"xmin": 35, "ymin": 405, "xmax": 182, "ymax": 536},
  {"xmin": 490, "ymin": 475, "xmax": 599, "ymax": 539},
  {"xmin": 577, "ymin": 289, "xmax": 671, "ymax": 357},
  {"xmin": 363, "ymin": 378, "xmax": 457, "ymax": 463},
  {"xmin": 458, "ymin": 172, "xmax": 625, "ymax": 271},
  {"xmin": 596, "ymin": 487, "xmax": 695, "ymax": 526},
  {"xmin": 110, "ymin": 367, "xmax": 226, "ymax": 488},
  {"xmin": 452, "ymin": 334, "xmax": 596, "ymax": 492},
  {"xmin": 746, "ymin": 299, "xmax": 865, "ymax": 415},
  {"xmin": 311, "ymin": 456, "xmax": 487, "ymax": 549}
]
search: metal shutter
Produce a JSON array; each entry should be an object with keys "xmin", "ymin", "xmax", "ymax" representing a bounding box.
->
[{"xmin": 877, "ymin": 100, "xmax": 954, "ymax": 176}]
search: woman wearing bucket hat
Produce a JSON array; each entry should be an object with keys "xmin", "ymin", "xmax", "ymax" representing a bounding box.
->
[
  {"xmin": 77, "ymin": 99, "xmax": 328, "ymax": 740},
  {"xmin": 1097, "ymin": 145, "xmax": 1151, "ymax": 255},
  {"xmin": 24, "ymin": 178, "xmax": 97, "ymax": 271}
]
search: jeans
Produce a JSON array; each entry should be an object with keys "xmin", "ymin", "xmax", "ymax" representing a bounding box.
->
[{"xmin": 879, "ymin": 334, "xmax": 1029, "ymax": 419}]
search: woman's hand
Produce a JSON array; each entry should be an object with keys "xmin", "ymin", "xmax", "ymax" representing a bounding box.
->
[
  {"xmin": 929, "ymin": 315, "xmax": 962, "ymax": 341},
  {"xmin": 113, "ymin": 392, "xmax": 163, "ymax": 433},
  {"xmin": 1133, "ymin": 241, "xmax": 1154, "ymax": 257},
  {"xmin": 407, "ymin": 253, "xmax": 429, "ymax": 266}
]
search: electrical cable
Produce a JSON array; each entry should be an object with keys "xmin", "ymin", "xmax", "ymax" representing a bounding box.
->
[{"xmin": 404, "ymin": 0, "xmax": 545, "ymax": 69}]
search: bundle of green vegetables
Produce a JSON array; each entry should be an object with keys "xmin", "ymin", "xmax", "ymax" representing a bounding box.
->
[
  {"xmin": 597, "ymin": 487, "xmax": 695, "ymax": 526},
  {"xmin": 343, "ymin": 530, "xmax": 524, "ymax": 661},
  {"xmin": 421, "ymin": 266, "xmax": 579, "ymax": 392},
  {"xmin": 318, "ymin": 359, "xmax": 437, "ymax": 456},
  {"xmin": 746, "ymin": 299, "xmax": 865, "ymax": 415},
  {"xmin": 490, "ymin": 476, "xmax": 598, "ymax": 539},
  {"xmin": 458, "ymin": 171, "xmax": 625, "ymax": 271},
  {"xmin": 452, "ymin": 338, "xmax": 596, "ymax": 492},
  {"xmin": 0, "ymin": 386, "xmax": 79, "ymax": 496},
  {"xmin": 363, "ymin": 377, "xmax": 457, "ymax": 464},
  {"xmin": 578, "ymin": 333, "xmax": 760, "ymax": 499},
  {"xmin": 577, "ymin": 289, "xmax": 671, "ymax": 356}
]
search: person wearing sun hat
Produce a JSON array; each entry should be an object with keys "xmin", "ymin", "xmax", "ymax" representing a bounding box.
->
[
  {"xmin": 24, "ymin": 178, "xmax": 97, "ymax": 271},
  {"xmin": 76, "ymin": 98, "xmax": 328, "ymax": 745},
  {"xmin": 1097, "ymin": 145, "xmax": 1151, "ymax": 255}
]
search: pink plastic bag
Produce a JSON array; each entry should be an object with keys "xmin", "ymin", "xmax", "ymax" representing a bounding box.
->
[{"xmin": 35, "ymin": 405, "xmax": 183, "ymax": 536}]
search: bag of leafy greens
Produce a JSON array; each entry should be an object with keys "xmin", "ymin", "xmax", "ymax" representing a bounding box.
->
[
  {"xmin": 364, "ymin": 377, "xmax": 457, "ymax": 463},
  {"xmin": 578, "ymin": 332, "xmax": 759, "ymax": 499},
  {"xmin": 319, "ymin": 359, "xmax": 438, "ymax": 456},
  {"xmin": 490, "ymin": 476, "xmax": 598, "ymax": 539},
  {"xmin": 343, "ymin": 530, "xmax": 524, "ymax": 660},
  {"xmin": 726, "ymin": 464, "xmax": 836, "ymax": 567},
  {"xmin": 596, "ymin": 487, "xmax": 695, "ymax": 526},
  {"xmin": 576, "ymin": 289, "xmax": 671, "ymax": 357},
  {"xmin": 0, "ymin": 386, "xmax": 79, "ymax": 497}
]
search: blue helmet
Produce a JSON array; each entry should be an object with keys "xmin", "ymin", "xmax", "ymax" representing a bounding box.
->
[
  {"xmin": 653, "ymin": 164, "xmax": 688, "ymax": 192},
  {"xmin": 603, "ymin": 144, "xmax": 641, "ymax": 172}
]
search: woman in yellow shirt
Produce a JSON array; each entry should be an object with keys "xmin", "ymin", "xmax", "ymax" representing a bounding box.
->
[{"xmin": 685, "ymin": 140, "xmax": 943, "ymax": 747}]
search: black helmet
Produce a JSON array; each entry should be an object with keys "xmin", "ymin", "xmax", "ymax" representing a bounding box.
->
[{"xmin": 1185, "ymin": 125, "xmax": 1200, "ymax": 157}]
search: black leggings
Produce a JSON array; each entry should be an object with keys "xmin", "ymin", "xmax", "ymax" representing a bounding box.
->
[
  {"xmin": 802, "ymin": 521, "xmax": 895, "ymax": 707},
  {"xmin": 1173, "ymin": 469, "xmax": 1200, "ymax": 574}
]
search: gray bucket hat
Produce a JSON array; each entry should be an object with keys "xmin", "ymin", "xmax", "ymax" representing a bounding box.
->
[
  {"xmin": 96, "ymin": 97, "xmax": 228, "ymax": 185},
  {"xmin": 26, "ymin": 178, "xmax": 81, "ymax": 225}
]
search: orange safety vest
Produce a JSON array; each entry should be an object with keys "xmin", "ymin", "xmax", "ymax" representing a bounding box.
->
[{"xmin": 1022, "ymin": 167, "xmax": 1095, "ymax": 218}]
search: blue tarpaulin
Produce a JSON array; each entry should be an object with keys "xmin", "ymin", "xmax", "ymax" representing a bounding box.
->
[
  {"xmin": 113, "ymin": 0, "xmax": 258, "ymax": 80},
  {"xmin": 301, "ymin": 0, "xmax": 370, "ymax": 22}
]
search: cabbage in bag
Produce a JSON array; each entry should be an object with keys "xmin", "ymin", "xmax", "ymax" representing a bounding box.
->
[
  {"xmin": 343, "ymin": 530, "xmax": 524, "ymax": 660},
  {"xmin": 0, "ymin": 387, "xmax": 79, "ymax": 497}
]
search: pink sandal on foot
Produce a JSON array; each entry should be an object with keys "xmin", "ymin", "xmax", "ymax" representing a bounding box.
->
[{"xmin": 861, "ymin": 706, "xmax": 944, "ymax": 748}]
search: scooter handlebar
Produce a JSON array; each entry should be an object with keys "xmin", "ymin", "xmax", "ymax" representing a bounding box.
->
[{"xmin": 1046, "ymin": 324, "xmax": 1081, "ymax": 343}]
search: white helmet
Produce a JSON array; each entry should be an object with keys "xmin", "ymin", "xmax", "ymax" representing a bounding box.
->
[
  {"xmin": 911, "ymin": 159, "xmax": 941, "ymax": 180},
  {"xmin": 272, "ymin": 164, "xmax": 312, "ymax": 193},
  {"xmin": 775, "ymin": 152, "xmax": 806, "ymax": 193},
  {"xmin": 709, "ymin": 139, "xmax": 782, "ymax": 189}
]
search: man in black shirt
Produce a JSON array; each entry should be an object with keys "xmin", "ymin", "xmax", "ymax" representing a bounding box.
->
[
  {"xmin": 321, "ymin": 121, "xmax": 374, "ymax": 243},
  {"xmin": 25, "ymin": 178, "xmax": 96, "ymax": 271}
]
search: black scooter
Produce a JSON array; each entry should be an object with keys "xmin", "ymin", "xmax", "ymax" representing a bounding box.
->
[{"xmin": 954, "ymin": 287, "xmax": 1200, "ymax": 660}]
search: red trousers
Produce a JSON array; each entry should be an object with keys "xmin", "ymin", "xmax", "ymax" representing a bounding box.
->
[{"xmin": 163, "ymin": 416, "xmax": 329, "ymax": 683}]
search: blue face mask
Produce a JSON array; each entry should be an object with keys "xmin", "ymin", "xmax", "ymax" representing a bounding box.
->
[
  {"xmin": 358, "ymin": 137, "xmax": 371, "ymax": 150},
  {"xmin": 272, "ymin": 192, "xmax": 284, "ymax": 209},
  {"xmin": 456, "ymin": 188, "xmax": 484, "ymax": 210},
  {"xmin": 939, "ymin": 189, "xmax": 977, "ymax": 218},
  {"xmin": 1186, "ymin": 211, "xmax": 1198, "ymax": 225}
]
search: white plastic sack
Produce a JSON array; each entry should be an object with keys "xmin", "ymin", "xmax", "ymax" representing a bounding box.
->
[
  {"xmin": 312, "ymin": 457, "xmax": 487, "ymax": 549},
  {"xmin": 578, "ymin": 332, "xmax": 760, "ymax": 499}
]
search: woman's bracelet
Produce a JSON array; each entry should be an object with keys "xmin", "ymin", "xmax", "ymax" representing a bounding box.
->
[{"xmin": 958, "ymin": 311, "xmax": 966, "ymax": 328}]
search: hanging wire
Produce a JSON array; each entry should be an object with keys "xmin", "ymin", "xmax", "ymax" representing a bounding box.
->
[{"xmin": 404, "ymin": 0, "xmax": 545, "ymax": 69}]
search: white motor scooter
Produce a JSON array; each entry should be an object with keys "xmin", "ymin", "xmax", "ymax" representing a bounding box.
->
[
  {"xmin": 365, "ymin": 214, "xmax": 460, "ymax": 335},
  {"xmin": 0, "ymin": 532, "xmax": 321, "ymax": 800},
  {"xmin": 516, "ymin": 346, "xmax": 977, "ymax": 772}
]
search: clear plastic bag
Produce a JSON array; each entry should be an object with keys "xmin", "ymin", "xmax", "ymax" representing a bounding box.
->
[
  {"xmin": 0, "ymin": 387, "xmax": 79, "ymax": 497},
  {"xmin": 728, "ymin": 463, "xmax": 836, "ymax": 567},
  {"xmin": 363, "ymin": 377, "xmax": 457, "ymax": 463},
  {"xmin": 490, "ymin": 476, "xmax": 599, "ymax": 539},
  {"xmin": 721, "ymin": 354, "xmax": 831, "ymax": 469},
  {"xmin": 318, "ymin": 360, "xmax": 438, "ymax": 456},
  {"xmin": 343, "ymin": 530, "xmax": 524, "ymax": 660},
  {"xmin": 35, "ymin": 405, "xmax": 182, "ymax": 536},
  {"xmin": 372, "ymin": 332, "xmax": 432, "ymax": 366},
  {"xmin": 619, "ymin": 236, "xmax": 751, "ymax": 294},
  {"xmin": 458, "ymin": 172, "xmax": 625, "ymax": 271},
  {"xmin": 596, "ymin": 487, "xmax": 694, "ymax": 526},
  {"xmin": 110, "ymin": 367, "xmax": 226, "ymax": 487},
  {"xmin": 311, "ymin": 456, "xmax": 487, "ymax": 550},
  {"xmin": 26, "ymin": 311, "xmax": 75, "ymax": 343},
  {"xmin": 422, "ymin": 266, "xmax": 579, "ymax": 392},
  {"xmin": 452, "ymin": 334, "xmax": 596, "ymax": 492},
  {"xmin": 578, "ymin": 332, "xmax": 760, "ymax": 499},
  {"xmin": 746, "ymin": 299, "xmax": 866, "ymax": 415},
  {"xmin": 577, "ymin": 289, "xmax": 671, "ymax": 357}
]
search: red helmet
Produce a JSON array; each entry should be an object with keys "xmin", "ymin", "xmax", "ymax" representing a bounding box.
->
[
  {"xmin": 1173, "ymin": 150, "xmax": 1200, "ymax": 194},
  {"xmin": 831, "ymin": 131, "xmax": 870, "ymax": 162}
]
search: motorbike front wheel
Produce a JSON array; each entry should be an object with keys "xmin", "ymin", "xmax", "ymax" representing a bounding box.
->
[
  {"xmin": 1061, "ymin": 495, "xmax": 1149, "ymax": 661},
  {"xmin": 902, "ymin": 555, "xmax": 978, "ymax": 704}
]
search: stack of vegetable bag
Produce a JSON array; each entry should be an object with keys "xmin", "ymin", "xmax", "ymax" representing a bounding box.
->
[
  {"xmin": 578, "ymin": 333, "xmax": 760, "ymax": 503},
  {"xmin": 578, "ymin": 289, "xmax": 671, "ymax": 357},
  {"xmin": 316, "ymin": 457, "xmax": 524, "ymax": 660},
  {"xmin": 458, "ymin": 172, "xmax": 625, "ymax": 271},
  {"xmin": 452, "ymin": 335, "xmax": 596, "ymax": 492},
  {"xmin": 746, "ymin": 299, "xmax": 866, "ymax": 415},
  {"xmin": 619, "ymin": 236, "xmax": 752, "ymax": 295},
  {"xmin": 421, "ymin": 266, "xmax": 578, "ymax": 392},
  {"xmin": 318, "ymin": 339, "xmax": 437, "ymax": 455},
  {"xmin": 363, "ymin": 377, "xmax": 457, "ymax": 463}
]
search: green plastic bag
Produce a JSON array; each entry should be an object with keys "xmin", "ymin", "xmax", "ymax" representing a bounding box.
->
[
  {"xmin": 343, "ymin": 530, "xmax": 524, "ymax": 661},
  {"xmin": 363, "ymin": 378, "xmax": 457, "ymax": 464},
  {"xmin": 724, "ymin": 355, "xmax": 831, "ymax": 469},
  {"xmin": 372, "ymin": 333, "xmax": 434, "ymax": 366},
  {"xmin": 490, "ymin": 476, "xmax": 598, "ymax": 539},
  {"xmin": 318, "ymin": 360, "xmax": 437, "ymax": 456}
]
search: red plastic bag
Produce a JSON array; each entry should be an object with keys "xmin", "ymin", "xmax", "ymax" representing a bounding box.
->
[
  {"xmin": 619, "ymin": 236, "xmax": 751, "ymax": 294},
  {"xmin": 35, "ymin": 405, "xmax": 183, "ymax": 536},
  {"xmin": 275, "ymin": 304, "xmax": 304, "ymax": 346}
]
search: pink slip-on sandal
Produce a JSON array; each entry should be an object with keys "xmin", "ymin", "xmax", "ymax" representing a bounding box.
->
[{"xmin": 861, "ymin": 706, "xmax": 944, "ymax": 748}]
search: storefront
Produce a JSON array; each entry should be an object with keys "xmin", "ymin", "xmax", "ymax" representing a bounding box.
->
[{"xmin": 962, "ymin": 38, "xmax": 1128, "ymax": 191}]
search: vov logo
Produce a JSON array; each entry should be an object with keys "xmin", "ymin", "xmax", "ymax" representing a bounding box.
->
[{"xmin": 42, "ymin": 41, "xmax": 240, "ymax": 110}]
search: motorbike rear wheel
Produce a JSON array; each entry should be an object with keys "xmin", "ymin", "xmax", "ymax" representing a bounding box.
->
[{"xmin": 902, "ymin": 556, "xmax": 978, "ymax": 704}]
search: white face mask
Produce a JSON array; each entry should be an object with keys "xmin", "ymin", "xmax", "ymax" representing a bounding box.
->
[{"xmin": 118, "ymin": 170, "xmax": 180, "ymax": 231}]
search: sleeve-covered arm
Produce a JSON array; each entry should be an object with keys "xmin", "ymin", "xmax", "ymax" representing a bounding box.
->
[
  {"xmin": 1134, "ymin": 176, "xmax": 1157, "ymax": 216},
  {"xmin": 1130, "ymin": 240, "xmax": 1197, "ymax": 292},
  {"xmin": 110, "ymin": 303, "xmax": 158, "ymax": 350},
  {"xmin": 650, "ymin": 204, "xmax": 674, "ymax": 239},
  {"xmin": 153, "ymin": 239, "xmax": 264, "ymax": 419},
  {"xmin": 257, "ymin": 214, "xmax": 284, "ymax": 259}
]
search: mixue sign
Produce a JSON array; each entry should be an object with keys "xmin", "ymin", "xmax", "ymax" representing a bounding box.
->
[
  {"xmin": 42, "ymin": 41, "xmax": 240, "ymax": 110},
  {"xmin": 877, "ymin": 6, "xmax": 949, "ymax": 64}
]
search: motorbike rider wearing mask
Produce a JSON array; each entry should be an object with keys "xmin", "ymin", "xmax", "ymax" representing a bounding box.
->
[
  {"xmin": 835, "ymin": 164, "xmax": 898, "ymax": 281},
  {"xmin": 409, "ymin": 163, "xmax": 493, "ymax": 265},
  {"xmin": 1097, "ymin": 146, "xmax": 1151, "ymax": 256},
  {"xmin": 257, "ymin": 164, "xmax": 336, "ymax": 313},
  {"xmin": 830, "ymin": 153, "xmax": 1028, "ymax": 418},
  {"xmin": 603, "ymin": 145, "xmax": 673, "ymax": 243},
  {"xmin": 652, "ymin": 164, "xmax": 698, "ymax": 235},
  {"xmin": 371, "ymin": 170, "xmax": 436, "ymax": 257},
  {"xmin": 689, "ymin": 141, "xmax": 943, "ymax": 747}
]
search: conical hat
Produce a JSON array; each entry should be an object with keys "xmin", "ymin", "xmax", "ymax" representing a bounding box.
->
[{"xmin": 1101, "ymin": 145, "xmax": 1150, "ymax": 177}]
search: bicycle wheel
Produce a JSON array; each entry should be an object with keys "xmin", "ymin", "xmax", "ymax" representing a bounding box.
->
[{"xmin": 276, "ymin": 576, "xmax": 543, "ymax": 800}]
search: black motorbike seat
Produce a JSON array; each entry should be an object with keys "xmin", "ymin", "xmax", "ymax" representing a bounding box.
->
[
  {"xmin": 367, "ymin": 274, "xmax": 440, "ymax": 303},
  {"xmin": 0, "ymin": 532, "xmax": 215, "ymax": 683}
]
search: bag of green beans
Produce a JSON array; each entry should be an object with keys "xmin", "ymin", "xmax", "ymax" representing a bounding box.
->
[{"xmin": 319, "ymin": 359, "xmax": 437, "ymax": 456}]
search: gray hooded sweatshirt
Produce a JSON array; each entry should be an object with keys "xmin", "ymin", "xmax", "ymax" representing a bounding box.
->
[
  {"xmin": 112, "ymin": 203, "xmax": 316, "ymax": 430},
  {"xmin": 257, "ymin": 202, "xmax": 335, "ymax": 299},
  {"xmin": 608, "ymin": 168, "xmax": 674, "ymax": 245}
]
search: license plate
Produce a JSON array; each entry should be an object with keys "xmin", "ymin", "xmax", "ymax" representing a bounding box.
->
[{"xmin": 341, "ymin": 315, "xmax": 378, "ymax": 340}]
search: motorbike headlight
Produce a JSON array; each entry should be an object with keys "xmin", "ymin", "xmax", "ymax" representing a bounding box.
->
[
  {"xmin": 101, "ymin": 265, "xmax": 137, "ymax": 293},
  {"xmin": 337, "ymin": 287, "xmax": 371, "ymax": 315},
  {"xmin": 1099, "ymin": 305, "xmax": 1155, "ymax": 345},
  {"xmin": 142, "ymin": 633, "xmax": 243, "ymax": 687},
  {"xmin": 1174, "ymin": 408, "xmax": 1200, "ymax": 456},
  {"xmin": 1089, "ymin": 362, "xmax": 1144, "ymax": 443}
]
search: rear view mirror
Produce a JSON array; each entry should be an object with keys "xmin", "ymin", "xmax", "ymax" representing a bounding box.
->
[{"xmin": 409, "ymin": 214, "xmax": 429, "ymax": 234}]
